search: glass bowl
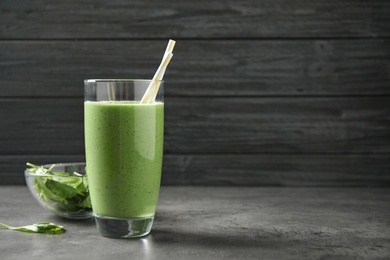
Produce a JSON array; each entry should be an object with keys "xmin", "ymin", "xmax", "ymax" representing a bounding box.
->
[{"xmin": 24, "ymin": 162, "xmax": 93, "ymax": 219}]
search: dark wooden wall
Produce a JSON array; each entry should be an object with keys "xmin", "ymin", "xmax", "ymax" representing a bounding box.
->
[{"xmin": 1, "ymin": 0, "xmax": 389, "ymax": 186}]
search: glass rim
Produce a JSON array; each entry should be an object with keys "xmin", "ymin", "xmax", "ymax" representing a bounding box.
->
[{"xmin": 84, "ymin": 79, "xmax": 163, "ymax": 83}]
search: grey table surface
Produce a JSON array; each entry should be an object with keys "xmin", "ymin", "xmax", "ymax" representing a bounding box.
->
[{"xmin": 0, "ymin": 186, "xmax": 389, "ymax": 260}]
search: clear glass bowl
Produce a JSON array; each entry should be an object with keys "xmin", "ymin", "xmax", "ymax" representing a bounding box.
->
[{"xmin": 24, "ymin": 162, "xmax": 93, "ymax": 219}]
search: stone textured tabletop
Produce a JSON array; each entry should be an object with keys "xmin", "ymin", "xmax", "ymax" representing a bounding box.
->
[{"xmin": 0, "ymin": 186, "xmax": 389, "ymax": 260}]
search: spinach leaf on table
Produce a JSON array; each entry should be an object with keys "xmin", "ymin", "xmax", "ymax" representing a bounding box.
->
[{"xmin": 0, "ymin": 222, "xmax": 65, "ymax": 234}]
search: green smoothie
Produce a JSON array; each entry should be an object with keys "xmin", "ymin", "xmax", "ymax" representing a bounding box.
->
[{"xmin": 84, "ymin": 101, "xmax": 164, "ymax": 219}]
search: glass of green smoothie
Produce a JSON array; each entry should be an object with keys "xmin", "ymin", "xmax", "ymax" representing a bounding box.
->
[{"xmin": 84, "ymin": 79, "xmax": 164, "ymax": 238}]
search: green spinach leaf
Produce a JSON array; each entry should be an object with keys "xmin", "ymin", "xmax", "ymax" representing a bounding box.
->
[{"xmin": 0, "ymin": 222, "xmax": 65, "ymax": 234}]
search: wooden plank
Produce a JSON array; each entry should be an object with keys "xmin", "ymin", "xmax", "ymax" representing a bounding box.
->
[
  {"xmin": 162, "ymin": 154, "xmax": 390, "ymax": 186},
  {"xmin": 1, "ymin": 154, "xmax": 389, "ymax": 186},
  {"xmin": 0, "ymin": 98, "xmax": 84, "ymax": 155},
  {"xmin": 165, "ymin": 97, "xmax": 390, "ymax": 154},
  {"xmin": 0, "ymin": 97, "xmax": 389, "ymax": 155},
  {"xmin": 1, "ymin": 40, "xmax": 389, "ymax": 97},
  {"xmin": 0, "ymin": 0, "xmax": 389, "ymax": 38}
]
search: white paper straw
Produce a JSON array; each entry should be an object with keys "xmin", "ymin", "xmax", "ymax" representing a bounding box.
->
[{"xmin": 140, "ymin": 39, "xmax": 175, "ymax": 103}]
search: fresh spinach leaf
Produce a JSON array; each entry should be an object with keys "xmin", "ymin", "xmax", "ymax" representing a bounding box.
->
[
  {"xmin": 0, "ymin": 222, "xmax": 65, "ymax": 234},
  {"xmin": 45, "ymin": 179, "xmax": 79, "ymax": 199}
]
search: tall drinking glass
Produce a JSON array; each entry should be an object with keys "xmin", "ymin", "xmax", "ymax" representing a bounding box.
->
[{"xmin": 84, "ymin": 79, "xmax": 164, "ymax": 238}]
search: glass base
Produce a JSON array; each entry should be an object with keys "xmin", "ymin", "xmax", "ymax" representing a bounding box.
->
[{"xmin": 94, "ymin": 214, "xmax": 154, "ymax": 238}]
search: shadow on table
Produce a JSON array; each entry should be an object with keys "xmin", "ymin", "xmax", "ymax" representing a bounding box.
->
[
  {"xmin": 150, "ymin": 209, "xmax": 299, "ymax": 250},
  {"xmin": 150, "ymin": 224, "xmax": 302, "ymax": 251},
  {"xmin": 47, "ymin": 214, "xmax": 96, "ymax": 227},
  {"xmin": 150, "ymin": 229, "xmax": 264, "ymax": 249}
]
